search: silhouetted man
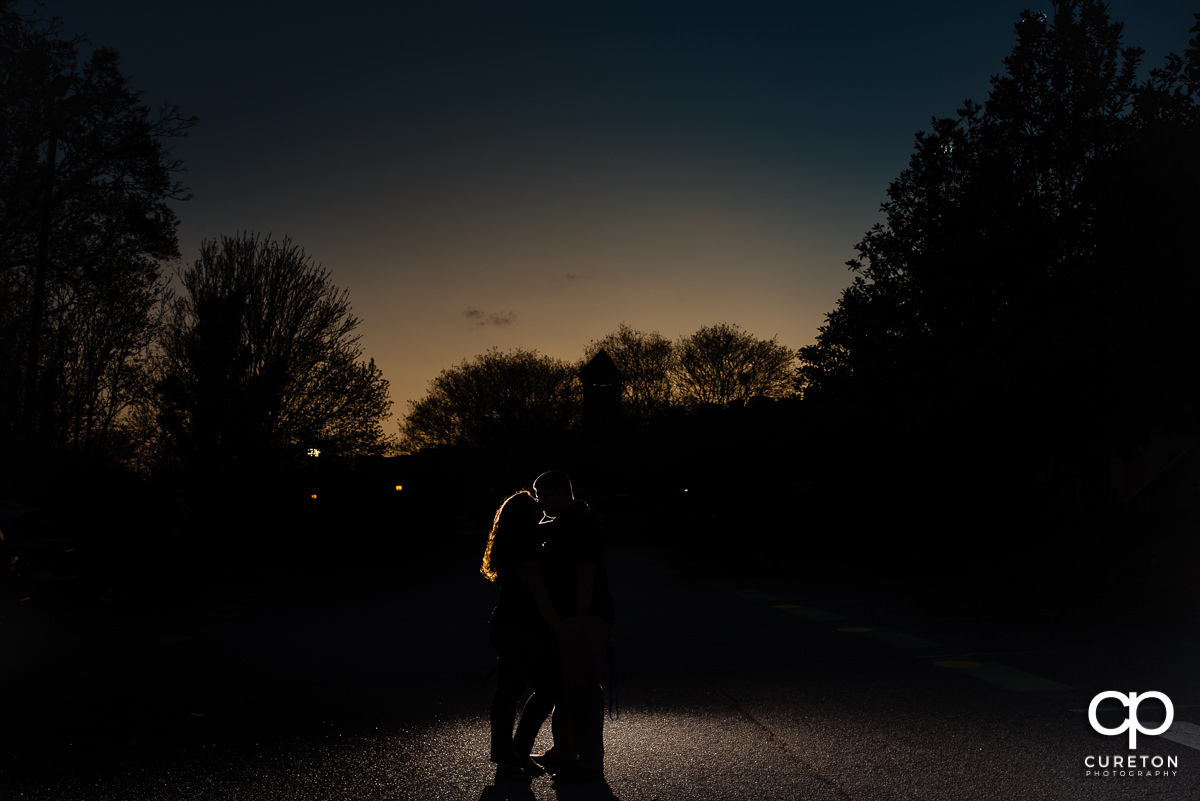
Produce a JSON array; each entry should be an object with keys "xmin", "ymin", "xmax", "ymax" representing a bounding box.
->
[{"xmin": 531, "ymin": 470, "xmax": 615, "ymax": 784}]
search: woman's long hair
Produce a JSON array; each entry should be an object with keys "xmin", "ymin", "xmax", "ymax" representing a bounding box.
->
[{"xmin": 480, "ymin": 490, "xmax": 537, "ymax": 582}]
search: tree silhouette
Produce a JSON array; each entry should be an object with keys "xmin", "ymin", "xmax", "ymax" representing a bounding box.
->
[
  {"xmin": 675, "ymin": 322, "xmax": 796, "ymax": 407},
  {"xmin": 583, "ymin": 323, "xmax": 676, "ymax": 421},
  {"xmin": 0, "ymin": 0, "xmax": 195, "ymax": 463},
  {"xmin": 149, "ymin": 233, "xmax": 393, "ymax": 474},
  {"xmin": 400, "ymin": 347, "xmax": 579, "ymax": 453},
  {"xmin": 799, "ymin": 1, "xmax": 1200, "ymax": 454}
]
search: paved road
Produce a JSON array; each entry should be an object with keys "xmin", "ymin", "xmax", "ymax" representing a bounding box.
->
[{"xmin": 1, "ymin": 542, "xmax": 1198, "ymax": 800}]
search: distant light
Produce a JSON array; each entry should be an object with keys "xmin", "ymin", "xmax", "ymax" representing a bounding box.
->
[
  {"xmin": 308, "ymin": 448, "xmax": 321, "ymax": 457},
  {"xmin": 310, "ymin": 494, "xmax": 318, "ymax": 500},
  {"xmin": 394, "ymin": 485, "xmax": 403, "ymax": 492}
]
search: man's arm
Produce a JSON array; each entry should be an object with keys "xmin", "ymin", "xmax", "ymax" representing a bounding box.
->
[
  {"xmin": 573, "ymin": 562, "xmax": 596, "ymax": 625},
  {"xmin": 515, "ymin": 560, "xmax": 565, "ymax": 635}
]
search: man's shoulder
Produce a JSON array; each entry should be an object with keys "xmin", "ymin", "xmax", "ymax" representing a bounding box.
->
[
  {"xmin": 561, "ymin": 502, "xmax": 604, "ymax": 540},
  {"xmin": 559, "ymin": 500, "xmax": 599, "ymax": 524}
]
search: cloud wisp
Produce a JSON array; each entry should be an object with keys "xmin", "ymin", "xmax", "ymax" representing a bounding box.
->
[{"xmin": 465, "ymin": 307, "xmax": 517, "ymax": 327}]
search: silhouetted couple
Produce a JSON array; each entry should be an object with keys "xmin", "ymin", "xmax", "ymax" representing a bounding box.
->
[{"xmin": 481, "ymin": 470, "xmax": 616, "ymax": 786}]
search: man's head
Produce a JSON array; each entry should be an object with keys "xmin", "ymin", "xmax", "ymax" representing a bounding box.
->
[{"xmin": 533, "ymin": 470, "xmax": 574, "ymax": 516}]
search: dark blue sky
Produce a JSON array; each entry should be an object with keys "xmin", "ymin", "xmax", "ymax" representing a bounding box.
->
[{"xmin": 33, "ymin": 1, "xmax": 1199, "ymax": 417}]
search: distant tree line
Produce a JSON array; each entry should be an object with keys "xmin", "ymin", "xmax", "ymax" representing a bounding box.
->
[
  {"xmin": 0, "ymin": 2, "xmax": 394, "ymax": 489},
  {"xmin": 398, "ymin": 322, "xmax": 797, "ymax": 455}
]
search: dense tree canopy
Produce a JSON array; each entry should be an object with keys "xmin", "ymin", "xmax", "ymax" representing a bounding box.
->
[
  {"xmin": 0, "ymin": 0, "xmax": 195, "ymax": 462},
  {"xmin": 799, "ymin": 1, "xmax": 1200, "ymax": 455},
  {"xmin": 675, "ymin": 322, "xmax": 796, "ymax": 407},
  {"xmin": 399, "ymin": 347, "xmax": 580, "ymax": 453},
  {"xmin": 149, "ymin": 233, "xmax": 393, "ymax": 474}
]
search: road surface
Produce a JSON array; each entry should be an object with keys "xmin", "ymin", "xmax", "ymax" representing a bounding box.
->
[{"xmin": 1, "ymin": 541, "xmax": 1197, "ymax": 800}]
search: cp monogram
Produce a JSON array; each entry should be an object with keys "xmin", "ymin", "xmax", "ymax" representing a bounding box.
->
[{"xmin": 1088, "ymin": 691, "xmax": 1174, "ymax": 749}]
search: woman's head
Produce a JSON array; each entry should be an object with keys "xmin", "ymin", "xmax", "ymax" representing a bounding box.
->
[
  {"xmin": 496, "ymin": 490, "xmax": 539, "ymax": 526},
  {"xmin": 480, "ymin": 490, "xmax": 539, "ymax": 582}
]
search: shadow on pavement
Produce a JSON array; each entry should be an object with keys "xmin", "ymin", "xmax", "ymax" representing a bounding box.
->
[{"xmin": 479, "ymin": 778, "xmax": 622, "ymax": 801}]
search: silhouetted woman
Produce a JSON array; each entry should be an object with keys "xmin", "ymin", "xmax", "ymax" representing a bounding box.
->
[{"xmin": 481, "ymin": 490, "xmax": 563, "ymax": 781}]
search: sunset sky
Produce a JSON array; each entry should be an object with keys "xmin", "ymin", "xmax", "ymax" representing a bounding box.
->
[{"xmin": 39, "ymin": 1, "xmax": 1197, "ymax": 432}]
